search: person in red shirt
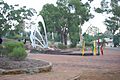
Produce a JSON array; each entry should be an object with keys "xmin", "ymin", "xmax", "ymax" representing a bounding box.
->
[{"xmin": 100, "ymin": 43, "xmax": 103, "ymax": 55}]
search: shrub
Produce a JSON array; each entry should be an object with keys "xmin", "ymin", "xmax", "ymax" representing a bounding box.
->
[
  {"xmin": 4, "ymin": 41, "xmax": 24, "ymax": 53},
  {"xmin": 8, "ymin": 47, "xmax": 27, "ymax": 61},
  {"xmin": 0, "ymin": 44, "xmax": 7, "ymax": 56},
  {"xmin": 0, "ymin": 44, "xmax": 3, "ymax": 56},
  {"xmin": 70, "ymin": 43, "xmax": 76, "ymax": 48},
  {"xmin": 57, "ymin": 43, "xmax": 67, "ymax": 49},
  {"xmin": 85, "ymin": 42, "xmax": 93, "ymax": 47},
  {"xmin": 113, "ymin": 35, "xmax": 119, "ymax": 47}
]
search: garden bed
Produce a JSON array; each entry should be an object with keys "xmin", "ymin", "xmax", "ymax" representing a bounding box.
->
[
  {"xmin": 30, "ymin": 49, "xmax": 100, "ymax": 56},
  {"xmin": 0, "ymin": 57, "xmax": 52, "ymax": 75}
]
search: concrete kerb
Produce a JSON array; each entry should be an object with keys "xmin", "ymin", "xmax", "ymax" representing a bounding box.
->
[
  {"xmin": 0, "ymin": 59, "xmax": 52, "ymax": 75},
  {"xmin": 67, "ymin": 74, "xmax": 81, "ymax": 80}
]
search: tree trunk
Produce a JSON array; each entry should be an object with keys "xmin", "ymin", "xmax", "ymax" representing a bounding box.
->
[
  {"xmin": 64, "ymin": 32, "xmax": 67, "ymax": 45},
  {"xmin": 60, "ymin": 32, "xmax": 64, "ymax": 44}
]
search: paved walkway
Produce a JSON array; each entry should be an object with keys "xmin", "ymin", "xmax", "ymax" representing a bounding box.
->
[{"xmin": 0, "ymin": 48, "xmax": 120, "ymax": 80}]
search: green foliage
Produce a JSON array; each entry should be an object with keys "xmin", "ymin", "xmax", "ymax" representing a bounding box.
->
[
  {"xmin": 40, "ymin": 4, "xmax": 59, "ymax": 33},
  {"xmin": 8, "ymin": 47, "xmax": 27, "ymax": 61},
  {"xmin": 0, "ymin": 1, "xmax": 35, "ymax": 37},
  {"xmin": 3, "ymin": 41, "xmax": 24, "ymax": 53},
  {"xmin": 82, "ymin": 33, "xmax": 94, "ymax": 47},
  {"xmin": 88, "ymin": 0, "xmax": 94, "ymax": 3},
  {"xmin": 68, "ymin": 0, "xmax": 93, "ymax": 24},
  {"xmin": 69, "ymin": 32, "xmax": 79, "ymax": 47},
  {"xmin": 105, "ymin": 17, "xmax": 119, "ymax": 35},
  {"xmin": 85, "ymin": 42, "xmax": 93, "ymax": 47},
  {"xmin": 40, "ymin": 0, "xmax": 93, "ymax": 45},
  {"xmin": 70, "ymin": 43, "xmax": 76, "ymax": 48},
  {"xmin": 83, "ymin": 33, "xmax": 94, "ymax": 42},
  {"xmin": 113, "ymin": 35, "xmax": 119, "ymax": 47},
  {"xmin": 0, "ymin": 44, "xmax": 7, "ymax": 56},
  {"xmin": 6, "ymin": 34, "xmax": 22, "ymax": 39},
  {"xmin": 57, "ymin": 43, "xmax": 67, "ymax": 49},
  {"xmin": 95, "ymin": 0, "xmax": 120, "ymax": 35},
  {"xmin": 95, "ymin": 8, "xmax": 104, "ymax": 13},
  {"xmin": 54, "ymin": 33, "xmax": 61, "ymax": 42},
  {"xmin": 103, "ymin": 31, "xmax": 113, "ymax": 38},
  {"xmin": 1, "ymin": 40, "xmax": 27, "ymax": 60}
]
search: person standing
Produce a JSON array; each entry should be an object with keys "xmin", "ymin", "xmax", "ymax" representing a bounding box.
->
[
  {"xmin": 100, "ymin": 43, "xmax": 103, "ymax": 55},
  {"xmin": 0, "ymin": 37, "xmax": 2, "ymax": 44}
]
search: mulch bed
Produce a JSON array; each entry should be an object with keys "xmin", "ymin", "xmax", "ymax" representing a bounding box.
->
[
  {"xmin": 30, "ymin": 49, "xmax": 100, "ymax": 56},
  {"xmin": 0, "ymin": 57, "xmax": 49, "ymax": 70}
]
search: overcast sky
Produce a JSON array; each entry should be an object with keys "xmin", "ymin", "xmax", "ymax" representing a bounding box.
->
[{"xmin": 3, "ymin": 0, "xmax": 107, "ymax": 33}]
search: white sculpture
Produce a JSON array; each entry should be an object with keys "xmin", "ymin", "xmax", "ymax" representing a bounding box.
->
[{"xmin": 30, "ymin": 15, "xmax": 48, "ymax": 48}]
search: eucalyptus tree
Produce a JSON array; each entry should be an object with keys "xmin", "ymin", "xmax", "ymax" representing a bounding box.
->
[
  {"xmin": 0, "ymin": 1, "xmax": 35, "ymax": 37},
  {"xmin": 40, "ymin": 0, "xmax": 93, "ymax": 46},
  {"xmin": 67, "ymin": 0, "xmax": 93, "ymax": 46},
  {"xmin": 40, "ymin": 4, "xmax": 61, "ymax": 42},
  {"xmin": 0, "ymin": 1, "xmax": 11, "ymax": 37},
  {"xmin": 95, "ymin": 0, "xmax": 120, "ymax": 47},
  {"xmin": 40, "ymin": 3, "xmax": 69, "ymax": 44},
  {"xmin": 95, "ymin": 0, "xmax": 120, "ymax": 35}
]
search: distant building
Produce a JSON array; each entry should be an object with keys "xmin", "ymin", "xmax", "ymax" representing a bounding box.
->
[
  {"xmin": 96, "ymin": 38, "xmax": 113, "ymax": 47},
  {"xmin": 104, "ymin": 38, "xmax": 113, "ymax": 47}
]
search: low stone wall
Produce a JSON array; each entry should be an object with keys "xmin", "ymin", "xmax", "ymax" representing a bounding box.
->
[
  {"xmin": 68, "ymin": 75, "xmax": 81, "ymax": 80},
  {"xmin": 0, "ymin": 60, "xmax": 52, "ymax": 75}
]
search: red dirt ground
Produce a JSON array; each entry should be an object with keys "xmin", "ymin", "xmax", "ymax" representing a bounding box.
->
[{"xmin": 0, "ymin": 48, "xmax": 120, "ymax": 80}]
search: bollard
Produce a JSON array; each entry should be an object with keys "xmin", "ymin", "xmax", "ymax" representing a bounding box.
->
[
  {"xmin": 93, "ymin": 40, "xmax": 96, "ymax": 56},
  {"xmin": 82, "ymin": 41, "xmax": 85, "ymax": 56}
]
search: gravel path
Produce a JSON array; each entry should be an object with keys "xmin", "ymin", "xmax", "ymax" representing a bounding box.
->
[{"xmin": 0, "ymin": 48, "xmax": 120, "ymax": 80}]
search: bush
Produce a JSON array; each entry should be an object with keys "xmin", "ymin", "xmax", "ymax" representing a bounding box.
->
[
  {"xmin": 4, "ymin": 41, "xmax": 24, "ymax": 53},
  {"xmin": 0, "ymin": 44, "xmax": 3, "ymax": 56},
  {"xmin": 113, "ymin": 35, "xmax": 119, "ymax": 47},
  {"xmin": 85, "ymin": 42, "xmax": 93, "ymax": 47},
  {"xmin": 0, "ymin": 44, "xmax": 7, "ymax": 56},
  {"xmin": 57, "ymin": 43, "xmax": 67, "ymax": 49},
  {"xmin": 8, "ymin": 47, "xmax": 27, "ymax": 61},
  {"xmin": 70, "ymin": 43, "xmax": 76, "ymax": 48}
]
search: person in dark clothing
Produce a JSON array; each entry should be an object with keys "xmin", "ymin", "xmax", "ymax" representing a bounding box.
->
[{"xmin": 0, "ymin": 38, "xmax": 2, "ymax": 44}]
